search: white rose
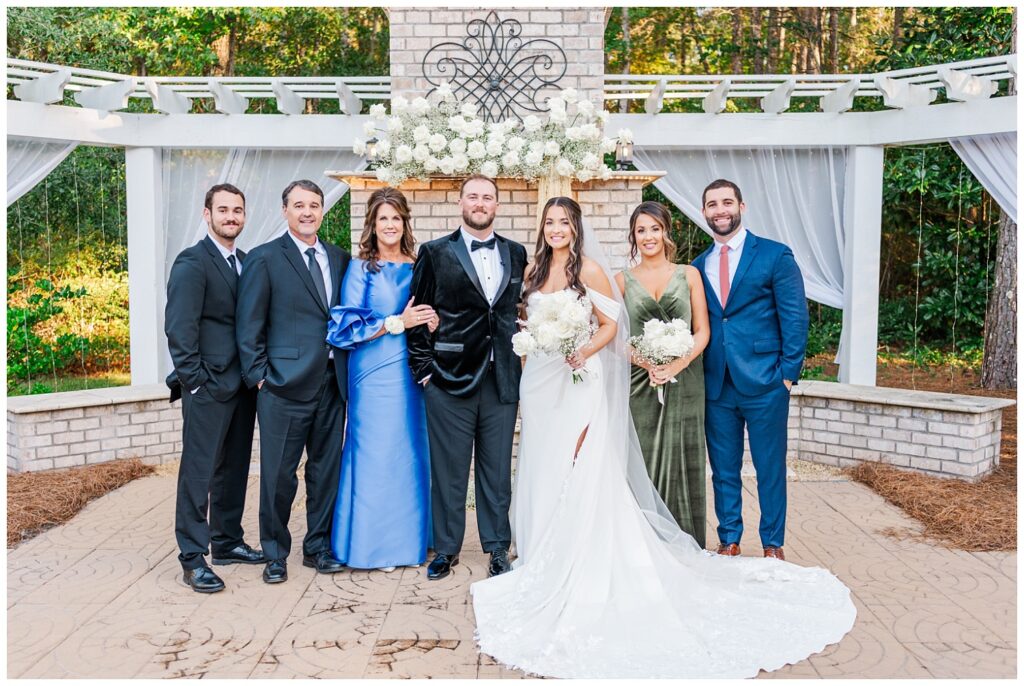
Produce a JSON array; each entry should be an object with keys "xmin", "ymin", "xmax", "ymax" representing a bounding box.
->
[
  {"xmin": 555, "ymin": 157, "xmax": 575, "ymax": 177},
  {"xmin": 507, "ymin": 136, "xmax": 526, "ymax": 152},
  {"xmin": 617, "ymin": 128, "xmax": 634, "ymax": 143},
  {"xmin": 395, "ymin": 145, "xmax": 413, "ymax": 164},
  {"xmin": 596, "ymin": 109, "xmax": 609, "ymax": 123},
  {"xmin": 534, "ymin": 323, "xmax": 560, "ymax": 351},
  {"xmin": 599, "ymin": 166, "xmax": 612, "ymax": 180},
  {"xmin": 374, "ymin": 167, "xmax": 392, "ymax": 183},
  {"xmin": 435, "ymin": 80, "xmax": 454, "ymax": 101},
  {"xmin": 511, "ymin": 331, "xmax": 538, "ymax": 356},
  {"xmin": 411, "ymin": 97, "xmax": 430, "ymax": 115},
  {"xmin": 524, "ymin": 150, "xmax": 544, "ymax": 167},
  {"xmin": 565, "ymin": 127, "xmax": 582, "ymax": 141},
  {"xmin": 481, "ymin": 160, "xmax": 499, "ymax": 177},
  {"xmin": 463, "ymin": 119, "xmax": 485, "ymax": 138},
  {"xmin": 467, "ymin": 140, "xmax": 487, "ymax": 159},
  {"xmin": 428, "ymin": 133, "xmax": 448, "ymax": 152},
  {"xmin": 391, "ymin": 95, "xmax": 409, "ymax": 114},
  {"xmin": 387, "ymin": 116, "xmax": 404, "ymax": 133},
  {"xmin": 448, "ymin": 115, "xmax": 466, "ymax": 132},
  {"xmin": 376, "ymin": 139, "xmax": 391, "ymax": 156},
  {"xmin": 448, "ymin": 137, "xmax": 467, "ymax": 154},
  {"xmin": 548, "ymin": 96, "xmax": 566, "ymax": 112},
  {"xmin": 461, "ymin": 102, "xmax": 478, "ymax": 118},
  {"xmin": 369, "ymin": 103, "xmax": 386, "ymax": 119},
  {"xmin": 548, "ymin": 108, "xmax": 568, "ymax": 124},
  {"xmin": 452, "ymin": 153, "xmax": 470, "ymax": 172},
  {"xmin": 580, "ymin": 123, "xmax": 600, "ymax": 141},
  {"xmin": 352, "ymin": 138, "xmax": 366, "ymax": 155},
  {"xmin": 523, "ymin": 115, "xmax": 542, "ymax": 132},
  {"xmin": 413, "ymin": 124, "xmax": 431, "ymax": 143},
  {"xmin": 577, "ymin": 99, "xmax": 595, "ymax": 117},
  {"xmin": 544, "ymin": 140, "xmax": 560, "ymax": 157},
  {"xmin": 363, "ymin": 120, "xmax": 378, "ymax": 137},
  {"xmin": 582, "ymin": 152, "xmax": 600, "ymax": 170},
  {"xmin": 502, "ymin": 150, "xmax": 521, "ymax": 167},
  {"xmin": 439, "ymin": 157, "xmax": 456, "ymax": 175},
  {"xmin": 528, "ymin": 140, "xmax": 545, "ymax": 154},
  {"xmin": 600, "ymin": 137, "xmax": 618, "ymax": 154},
  {"xmin": 577, "ymin": 169, "xmax": 594, "ymax": 182},
  {"xmin": 486, "ymin": 138, "xmax": 503, "ymax": 156},
  {"xmin": 561, "ymin": 87, "xmax": 578, "ymax": 104},
  {"xmin": 413, "ymin": 145, "xmax": 431, "ymax": 162},
  {"xmin": 425, "ymin": 157, "xmax": 440, "ymax": 172}
]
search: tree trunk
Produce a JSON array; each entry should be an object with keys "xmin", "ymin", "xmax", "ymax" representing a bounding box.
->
[
  {"xmin": 810, "ymin": 7, "xmax": 823, "ymax": 73},
  {"xmin": 731, "ymin": 10, "xmax": 742, "ymax": 72},
  {"xmin": 619, "ymin": 7, "xmax": 630, "ymax": 113},
  {"xmin": 829, "ymin": 8, "xmax": 839, "ymax": 72},
  {"xmin": 982, "ymin": 211, "xmax": 1017, "ymax": 388},
  {"xmin": 751, "ymin": 8, "xmax": 763, "ymax": 74},
  {"xmin": 767, "ymin": 8, "xmax": 779, "ymax": 73},
  {"xmin": 893, "ymin": 7, "xmax": 905, "ymax": 51}
]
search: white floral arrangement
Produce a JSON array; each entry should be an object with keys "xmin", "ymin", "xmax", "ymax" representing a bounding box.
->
[
  {"xmin": 511, "ymin": 290, "xmax": 596, "ymax": 383},
  {"xmin": 384, "ymin": 315, "xmax": 406, "ymax": 335},
  {"xmin": 353, "ymin": 82, "xmax": 633, "ymax": 186},
  {"xmin": 629, "ymin": 318, "xmax": 695, "ymax": 403}
]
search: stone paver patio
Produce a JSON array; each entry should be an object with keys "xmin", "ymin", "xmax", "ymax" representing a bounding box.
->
[{"xmin": 7, "ymin": 466, "xmax": 1016, "ymax": 679}]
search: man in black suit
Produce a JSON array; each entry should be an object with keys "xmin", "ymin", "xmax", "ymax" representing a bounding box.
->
[
  {"xmin": 165, "ymin": 183, "xmax": 263, "ymax": 593},
  {"xmin": 408, "ymin": 174, "xmax": 528, "ymax": 580},
  {"xmin": 236, "ymin": 179, "xmax": 349, "ymax": 584}
]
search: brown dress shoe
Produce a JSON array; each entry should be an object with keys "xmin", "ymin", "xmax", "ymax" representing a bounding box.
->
[
  {"xmin": 716, "ymin": 543, "xmax": 741, "ymax": 556},
  {"xmin": 763, "ymin": 546, "xmax": 785, "ymax": 560}
]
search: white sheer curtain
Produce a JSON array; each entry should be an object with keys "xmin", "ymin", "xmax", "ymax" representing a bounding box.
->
[
  {"xmin": 7, "ymin": 136, "xmax": 78, "ymax": 207},
  {"xmin": 633, "ymin": 147, "xmax": 848, "ymax": 309},
  {"xmin": 161, "ymin": 148, "xmax": 366, "ymax": 283},
  {"xmin": 950, "ymin": 132, "xmax": 1017, "ymax": 223}
]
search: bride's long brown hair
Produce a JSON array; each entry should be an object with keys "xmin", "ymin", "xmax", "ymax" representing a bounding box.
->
[{"xmin": 521, "ymin": 196, "xmax": 587, "ymax": 311}]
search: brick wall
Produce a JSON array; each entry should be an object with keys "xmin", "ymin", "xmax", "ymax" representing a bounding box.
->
[{"xmin": 389, "ymin": 8, "xmax": 606, "ymax": 104}]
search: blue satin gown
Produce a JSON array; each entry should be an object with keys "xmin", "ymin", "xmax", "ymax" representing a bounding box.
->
[{"xmin": 326, "ymin": 259, "xmax": 430, "ymax": 568}]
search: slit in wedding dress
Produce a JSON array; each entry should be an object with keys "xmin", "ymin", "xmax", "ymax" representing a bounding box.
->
[{"xmin": 573, "ymin": 425, "xmax": 590, "ymax": 465}]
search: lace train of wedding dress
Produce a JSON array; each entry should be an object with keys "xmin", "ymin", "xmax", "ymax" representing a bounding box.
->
[{"xmin": 471, "ymin": 288, "xmax": 856, "ymax": 679}]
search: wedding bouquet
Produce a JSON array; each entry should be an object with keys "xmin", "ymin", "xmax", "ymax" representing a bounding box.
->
[
  {"xmin": 511, "ymin": 290, "xmax": 596, "ymax": 383},
  {"xmin": 354, "ymin": 82, "xmax": 632, "ymax": 186},
  {"xmin": 629, "ymin": 318, "xmax": 695, "ymax": 403}
]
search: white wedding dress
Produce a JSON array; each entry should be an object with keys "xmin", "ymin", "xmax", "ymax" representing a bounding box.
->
[{"xmin": 470, "ymin": 279, "xmax": 857, "ymax": 679}]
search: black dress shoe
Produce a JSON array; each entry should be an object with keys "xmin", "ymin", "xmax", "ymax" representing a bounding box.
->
[
  {"xmin": 302, "ymin": 550, "xmax": 346, "ymax": 574},
  {"xmin": 183, "ymin": 565, "xmax": 225, "ymax": 593},
  {"xmin": 488, "ymin": 548, "xmax": 511, "ymax": 577},
  {"xmin": 263, "ymin": 559, "xmax": 288, "ymax": 584},
  {"xmin": 212, "ymin": 542, "xmax": 266, "ymax": 566},
  {"xmin": 427, "ymin": 553, "xmax": 459, "ymax": 580}
]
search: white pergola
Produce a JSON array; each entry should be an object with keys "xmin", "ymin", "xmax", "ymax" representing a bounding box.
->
[{"xmin": 6, "ymin": 55, "xmax": 1017, "ymax": 388}]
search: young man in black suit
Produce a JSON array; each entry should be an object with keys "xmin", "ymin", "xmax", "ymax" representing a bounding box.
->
[
  {"xmin": 407, "ymin": 174, "xmax": 528, "ymax": 580},
  {"xmin": 165, "ymin": 183, "xmax": 263, "ymax": 593},
  {"xmin": 236, "ymin": 180, "xmax": 350, "ymax": 584}
]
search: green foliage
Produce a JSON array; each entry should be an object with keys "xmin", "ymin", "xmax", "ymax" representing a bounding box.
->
[{"xmin": 7, "ymin": 277, "xmax": 90, "ymax": 388}]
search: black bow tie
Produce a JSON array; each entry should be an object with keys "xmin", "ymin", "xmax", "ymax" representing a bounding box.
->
[{"xmin": 471, "ymin": 237, "xmax": 497, "ymax": 252}]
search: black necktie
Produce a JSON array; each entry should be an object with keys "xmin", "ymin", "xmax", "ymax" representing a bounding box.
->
[
  {"xmin": 471, "ymin": 237, "xmax": 497, "ymax": 252},
  {"xmin": 227, "ymin": 254, "xmax": 238, "ymax": 278},
  {"xmin": 305, "ymin": 247, "xmax": 328, "ymax": 309}
]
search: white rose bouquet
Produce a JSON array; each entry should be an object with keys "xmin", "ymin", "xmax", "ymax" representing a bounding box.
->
[
  {"xmin": 511, "ymin": 290, "xmax": 596, "ymax": 384},
  {"xmin": 355, "ymin": 82, "xmax": 633, "ymax": 186},
  {"xmin": 629, "ymin": 318, "xmax": 695, "ymax": 403}
]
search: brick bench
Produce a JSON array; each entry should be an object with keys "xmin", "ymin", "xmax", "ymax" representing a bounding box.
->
[{"xmin": 788, "ymin": 381, "xmax": 1014, "ymax": 482}]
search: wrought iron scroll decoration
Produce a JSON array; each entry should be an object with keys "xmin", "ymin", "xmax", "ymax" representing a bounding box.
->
[{"xmin": 421, "ymin": 11, "xmax": 568, "ymax": 123}]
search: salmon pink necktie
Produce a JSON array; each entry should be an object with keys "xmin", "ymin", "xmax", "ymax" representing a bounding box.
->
[{"xmin": 719, "ymin": 245, "xmax": 730, "ymax": 307}]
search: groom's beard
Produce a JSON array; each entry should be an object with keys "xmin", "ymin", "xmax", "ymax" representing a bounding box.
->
[
  {"xmin": 462, "ymin": 208, "xmax": 495, "ymax": 232},
  {"xmin": 705, "ymin": 211, "xmax": 742, "ymax": 237}
]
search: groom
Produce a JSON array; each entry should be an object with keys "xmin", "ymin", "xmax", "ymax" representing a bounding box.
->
[
  {"xmin": 693, "ymin": 179, "xmax": 808, "ymax": 561},
  {"xmin": 407, "ymin": 174, "xmax": 528, "ymax": 580}
]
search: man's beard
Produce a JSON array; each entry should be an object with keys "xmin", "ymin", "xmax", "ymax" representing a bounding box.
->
[
  {"xmin": 462, "ymin": 208, "xmax": 495, "ymax": 232},
  {"xmin": 211, "ymin": 220, "xmax": 243, "ymax": 240},
  {"xmin": 706, "ymin": 211, "xmax": 741, "ymax": 237}
]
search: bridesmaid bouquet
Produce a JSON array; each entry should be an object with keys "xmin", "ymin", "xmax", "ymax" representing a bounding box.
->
[
  {"xmin": 629, "ymin": 318, "xmax": 695, "ymax": 403},
  {"xmin": 512, "ymin": 291, "xmax": 596, "ymax": 383}
]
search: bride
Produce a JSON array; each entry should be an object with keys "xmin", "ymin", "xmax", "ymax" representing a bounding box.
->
[{"xmin": 470, "ymin": 197, "xmax": 856, "ymax": 679}]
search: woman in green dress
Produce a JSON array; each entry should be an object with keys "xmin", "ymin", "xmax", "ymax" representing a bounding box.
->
[{"xmin": 614, "ymin": 201, "xmax": 710, "ymax": 548}]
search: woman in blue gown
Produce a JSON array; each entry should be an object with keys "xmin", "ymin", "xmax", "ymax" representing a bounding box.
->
[{"xmin": 326, "ymin": 187, "xmax": 437, "ymax": 571}]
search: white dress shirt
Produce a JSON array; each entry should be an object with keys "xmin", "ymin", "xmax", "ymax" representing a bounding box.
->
[
  {"xmin": 208, "ymin": 233, "xmax": 242, "ymax": 274},
  {"xmin": 460, "ymin": 226, "xmax": 503, "ymax": 304},
  {"xmin": 704, "ymin": 227, "xmax": 748, "ymax": 306}
]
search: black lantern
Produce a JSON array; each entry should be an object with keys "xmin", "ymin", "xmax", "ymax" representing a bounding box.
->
[
  {"xmin": 615, "ymin": 139, "xmax": 634, "ymax": 170},
  {"xmin": 365, "ymin": 137, "xmax": 379, "ymax": 165}
]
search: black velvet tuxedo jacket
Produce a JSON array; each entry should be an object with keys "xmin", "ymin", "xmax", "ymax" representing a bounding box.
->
[
  {"xmin": 165, "ymin": 236, "xmax": 248, "ymax": 402},
  {"xmin": 235, "ymin": 232, "xmax": 350, "ymax": 403},
  {"xmin": 407, "ymin": 229, "xmax": 527, "ymax": 404}
]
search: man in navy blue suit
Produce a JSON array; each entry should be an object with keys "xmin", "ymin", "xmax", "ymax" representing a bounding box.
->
[{"xmin": 692, "ymin": 179, "xmax": 808, "ymax": 561}]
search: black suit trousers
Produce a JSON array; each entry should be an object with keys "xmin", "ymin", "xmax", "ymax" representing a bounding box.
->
[
  {"xmin": 256, "ymin": 364, "xmax": 345, "ymax": 561},
  {"xmin": 424, "ymin": 365, "xmax": 518, "ymax": 556},
  {"xmin": 175, "ymin": 385, "xmax": 257, "ymax": 569}
]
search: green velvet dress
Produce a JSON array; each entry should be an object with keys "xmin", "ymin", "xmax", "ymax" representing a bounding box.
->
[{"xmin": 624, "ymin": 267, "xmax": 707, "ymax": 548}]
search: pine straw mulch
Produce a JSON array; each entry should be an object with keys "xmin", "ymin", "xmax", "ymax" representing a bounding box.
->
[
  {"xmin": 7, "ymin": 458, "xmax": 156, "ymax": 548},
  {"xmin": 805, "ymin": 353, "xmax": 1017, "ymax": 552}
]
